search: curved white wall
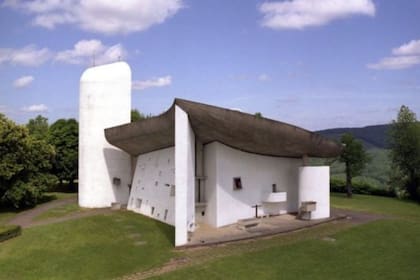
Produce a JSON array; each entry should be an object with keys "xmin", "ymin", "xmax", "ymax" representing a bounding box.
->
[
  {"xmin": 204, "ymin": 142, "xmax": 301, "ymax": 227},
  {"xmin": 298, "ymin": 166, "xmax": 330, "ymax": 219},
  {"xmin": 79, "ymin": 62, "xmax": 132, "ymax": 208}
]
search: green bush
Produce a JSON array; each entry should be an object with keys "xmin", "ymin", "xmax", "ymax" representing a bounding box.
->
[
  {"xmin": 331, "ymin": 176, "xmax": 395, "ymax": 197},
  {"xmin": 0, "ymin": 224, "xmax": 21, "ymax": 242}
]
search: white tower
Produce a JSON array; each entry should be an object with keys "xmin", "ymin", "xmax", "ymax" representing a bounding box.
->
[{"xmin": 79, "ymin": 62, "xmax": 132, "ymax": 208}]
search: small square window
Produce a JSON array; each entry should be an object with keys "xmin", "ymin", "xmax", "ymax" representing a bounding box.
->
[
  {"xmin": 113, "ymin": 177, "xmax": 121, "ymax": 186},
  {"xmin": 233, "ymin": 177, "xmax": 242, "ymax": 190}
]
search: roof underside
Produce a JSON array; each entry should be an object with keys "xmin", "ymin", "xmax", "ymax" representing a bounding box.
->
[{"xmin": 105, "ymin": 99, "xmax": 342, "ymax": 158}]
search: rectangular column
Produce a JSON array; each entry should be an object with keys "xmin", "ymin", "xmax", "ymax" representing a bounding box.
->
[{"xmin": 175, "ymin": 105, "xmax": 195, "ymax": 246}]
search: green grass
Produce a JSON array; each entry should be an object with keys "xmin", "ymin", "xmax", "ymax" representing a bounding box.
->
[
  {"xmin": 41, "ymin": 192, "xmax": 78, "ymax": 201},
  {"xmin": 0, "ymin": 211, "xmax": 175, "ymax": 280},
  {"xmin": 0, "ymin": 192, "xmax": 77, "ymax": 226},
  {"xmin": 154, "ymin": 219, "xmax": 420, "ymax": 280},
  {"xmin": 33, "ymin": 203, "xmax": 82, "ymax": 221},
  {"xmin": 331, "ymin": 193, "xmax": 420, "ymax": 220},
  {"xmin": 153, "ymin": 195, "xmax": 420, "ymax": 280},
  {"xmin": 0, "ymin": 211, "xmax": 18, "ymax": 225},
  {"xmin": 2, "ymin": 194, "xmax": 420, "ymax": 280}
]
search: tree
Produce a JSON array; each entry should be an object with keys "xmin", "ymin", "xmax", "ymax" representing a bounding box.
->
[
  {"xmin": 254, "ymin": 112, "xmax": 263, "ymax": 119},
  {"xmin": 0, "ymin": 114, "xmax": 57, "ymax": 208},
  {"xmin": 389, "ymin": 105, "xmax": 420, "ymax": 200},
  {"xmin": 26, "ymin": 115, "xmax": 49, "ymax": 140},
  {"xmin": 48, "ymin": 119, "xmax": 78, "ymax": 190},
  {"xmin": 339, "ymin": 133, "xmax": 370, "ymax": 198},
  {"xmin": 131, "ymin": 109, "xmax": 146, "ymax": 122}
]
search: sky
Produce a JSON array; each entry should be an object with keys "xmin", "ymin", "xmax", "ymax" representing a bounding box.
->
[{"xmin": 0, "ymin": 0, "xmax": 419, "ymax": 131}]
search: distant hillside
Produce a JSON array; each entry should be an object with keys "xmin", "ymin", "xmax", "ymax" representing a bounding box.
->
[{"xmin": 316, "ymin": 124, "xmax": 391, "ymax": 149}]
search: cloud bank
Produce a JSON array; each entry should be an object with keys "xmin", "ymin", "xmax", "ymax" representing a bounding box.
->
[
  {"xmin": 132, "ymin": 76, "xmax": 172, "ymax": 90},
  {"xmin": 13, "ymin": 75, "xmax": 34, "ymax": 88},
  {"xmin": 259, "ymin": 0, "xmax": 375, "ymax": 30},
  {"xmin": 3, "ymin": 0, "xmax": 184, "ymax": 35},
  {"xmin": 368, "ymin": 39, "xmax": 420, "ymax": 70}
]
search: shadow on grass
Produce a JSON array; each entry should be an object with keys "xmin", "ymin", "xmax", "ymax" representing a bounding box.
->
[{"xmin": 153, "ymin": 219, "xmax": 175, "ymax": 246}]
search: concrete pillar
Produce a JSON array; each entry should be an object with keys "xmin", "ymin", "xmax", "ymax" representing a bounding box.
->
[
  {"xmin": 175, "ymin": 105, "xmax": 195, "ymax": 246},
  {"xmin": 298, "ymin": 166, "xmax": 330, "ymax": 219}
]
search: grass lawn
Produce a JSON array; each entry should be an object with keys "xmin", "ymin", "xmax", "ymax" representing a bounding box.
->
[
  {"xmin": 1, "ymin": 193, "xmax": 420, "ymax": 280},
  {"xmin": 331, "ymin": 193, "xmax": 420, "ymax": 220},
  {"xmin": 0, "ymin": 192, "xmax": 78, "ymax": 226},
  {"xmin": 33, "ymin": 203, "xmax": 82, "ymax": 221},
  {"xmin": 0, "ymin": 211, "xmax": 175, "ymax": 280},
  {"xmin": 153, "ymin": 194, "xmax": 420, "ymax": 280}
]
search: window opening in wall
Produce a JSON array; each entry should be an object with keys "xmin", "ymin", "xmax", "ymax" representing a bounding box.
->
[
  {"xmin": 113, "ymin": 177, "xmax": 121, "ymax": 186},
  {"xmin": 151, "ymin": 206, "xmax": 155, "ymax": 215},
  {"xmin": 136, "ymin": 198, "xmax": 142, "ymax": 209},
  {"xmin": 155, "ymin": 181, "xmax": 158, "ymax": 186},
  {"xmin": 272, "ymin": 183, "xmax": 277, "ymax": 193},
  {"xmin": 201, "ymin": 211, "xmax": 205, "ymax": 216},
  {"xmin": 233, "ymin": 177, "xmax": 242, "ymax": 190},
  {"xmin": 164, "ymin": 209, "xmax": 168, "ymax": 220}
]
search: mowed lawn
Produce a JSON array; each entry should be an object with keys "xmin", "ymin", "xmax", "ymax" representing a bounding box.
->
[
  {"xmin": 153, "ymin": 194, "xmax": 420, "ymax": 280},
  {"xmin": 0, "ymin": 211, "xmax": 175, "ymax": 280},
  {"xmin": 1, "ymin": 194, "xmax": 420, "ymax": 280}
]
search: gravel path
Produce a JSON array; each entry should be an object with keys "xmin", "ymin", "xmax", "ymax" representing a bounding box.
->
[{"xmin": 7, "ymin": 197, "xmax": 112, "ymax": 228}]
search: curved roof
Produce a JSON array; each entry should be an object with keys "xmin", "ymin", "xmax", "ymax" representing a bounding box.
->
[{"xmin": 105, "ymin": 98, "xmax": 341, "ymax": 158}]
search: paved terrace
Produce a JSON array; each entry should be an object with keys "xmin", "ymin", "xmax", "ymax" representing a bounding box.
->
[{"xmin": 186, "ymin": 212, "xmax": 347, "ymax": 247}]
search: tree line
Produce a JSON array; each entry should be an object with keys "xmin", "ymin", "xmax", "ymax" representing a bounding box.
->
[
  {"xmin": 0, "ymin": 114, "xmax": 78, "ymax": 208},
  {"xmin": 339, "ymin": 105, "xmax": 420, "ymax": 202}
]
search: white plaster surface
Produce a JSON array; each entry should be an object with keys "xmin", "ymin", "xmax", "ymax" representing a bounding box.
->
[
  {"xmin": 79, "ymin": 62, "xmax": 132, "ymax": 208},
  {"xmin": 298, "ymin": 166, "xmax": 330, "ymax": 219},
  {"xmin": 174, "ymin": 105, "xmax": 195, "ymax": 246},
  {"xmin": 127, "ymin": 147, "xmax": 175, "ymax": 225},
  {"xmin": 203, "ymin": 142, "xmax": 301, "ymax": 228}
]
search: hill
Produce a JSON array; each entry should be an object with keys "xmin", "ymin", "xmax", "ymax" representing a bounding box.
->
[{"xmin": 316, "ymin": 124, "xmax": 391, "ymax": 149}]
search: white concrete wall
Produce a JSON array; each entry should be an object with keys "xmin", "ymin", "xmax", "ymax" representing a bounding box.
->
[
  {"xmin": 174, "ymin": 105, "xmax": 195, "ymax": 246},
  {"xmin": 79, "ymin": 62, "xmax": 132, "ymax": 208},
  {"xmin": 204, "ymin": 142, "xmax": 301, "ymax": 228},
  {"xmin": 298, "ymin": 166, "xmax": 330, "ymax": 219},
  {"xmin": 127, "ymin": 147, "xmax": 175, "ymax": 225},
  {"xmin": 202, "ymin": 143, "xmax": 218, "ymax": 227}
]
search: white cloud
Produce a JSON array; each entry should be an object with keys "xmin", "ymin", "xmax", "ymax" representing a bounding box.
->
[
  {"xmin": 367, "ymin": 56, "xmax": 420, "ymax": 70},
  {"xmin": 259, "ymin": 0, "xmax": 375, "ymax": 30},
  {"xmin": 392, "ymin": 39, "xmax": 420, "ymax": 56},
  {"xmin": 258, "ymin": 73, "xmax": 270, "ymax": 81},
  {"xmin": 13, "ymin": 75, "xmax": 34, "ymax": 88},
  {"xmin": 4, "ymin": 0, "xmax": 184, "ymax": 35},
  {"xmin": 368, "ymin": 39, "xmax": 420, "ymax": 70},
  {"xmin": 21, "ymin": 104, "xmax": 48, "ymax": 112},
  {"xmin": 55, "ymin": 39, "xmax": 126, "ymax": 65},
  {"xmin": 132, "ymin": 76, "xmax": 172, "ymax": 90},
  {"xmin": 0, "ymin": 45, "xmax": 51, "ymax": 66}
]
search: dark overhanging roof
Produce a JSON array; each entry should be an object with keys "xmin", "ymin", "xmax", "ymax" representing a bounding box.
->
[{"xmin": 105, "ymin": 98, "xmax": 342, "ymax": 158}]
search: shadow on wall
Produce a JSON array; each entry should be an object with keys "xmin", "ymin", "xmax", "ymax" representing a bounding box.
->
[{"xmin": 103, "ymin": 148, "xmax": 131, "ymax": 205}]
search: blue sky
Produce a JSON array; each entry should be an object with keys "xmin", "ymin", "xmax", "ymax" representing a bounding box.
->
[{"xmin": 0, "ymin": 0, "xmax": 419, "ymax": 130}]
